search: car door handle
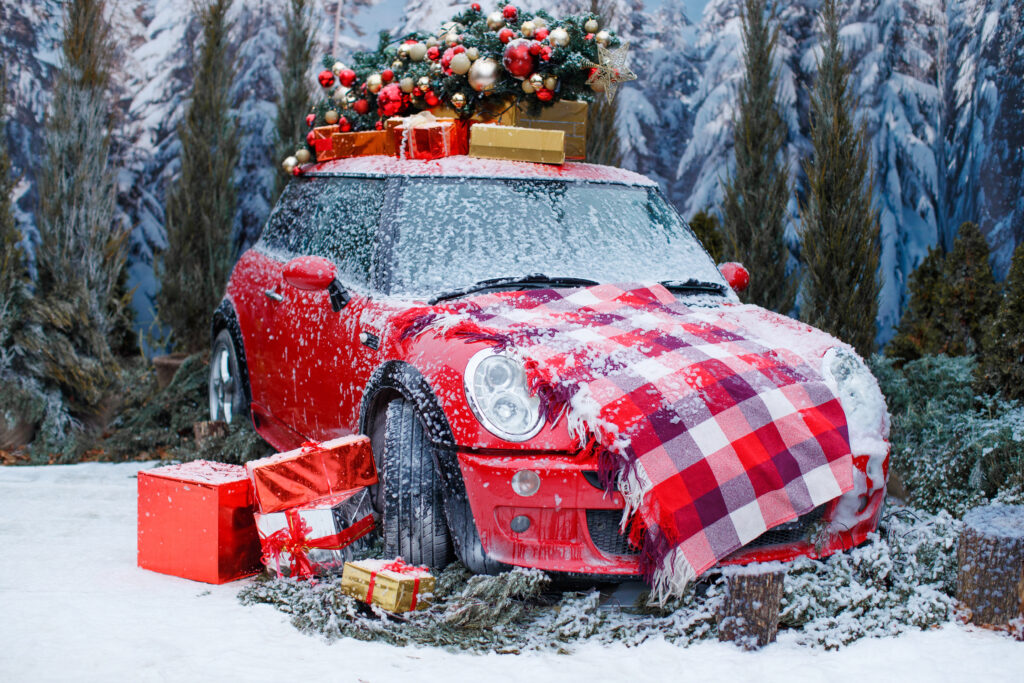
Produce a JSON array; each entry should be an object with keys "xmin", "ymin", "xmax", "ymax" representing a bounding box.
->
[{"xmin": 264, "ymin": 290, "xmax": 284, "ymax": 302}]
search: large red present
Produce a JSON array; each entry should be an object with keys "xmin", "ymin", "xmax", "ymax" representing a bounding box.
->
[
  {"xmin": 245, "ymin": 435, "xmax": 378, "ymax": 514},
  {"xmin": 255, "ymin": 487, "xmax": 375, "ymax": 579},
  {"xmin": 391, "ymin": 112, "xmax": 468, "ymax": 160},
  {"xmin": 137, "ymin": 460, "xmax": 262, "ymax": 584}
]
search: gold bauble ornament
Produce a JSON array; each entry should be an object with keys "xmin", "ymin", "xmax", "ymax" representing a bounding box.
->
[
  {"xmin": 548, "ymin": 27, "xmax": 570, "ymax": 47},
  {"xmin": 366, "ymin": 73, "xmax": 383, "ymax": 93},
  {"xmin": 468, "ymin": 57, "xmax": 499, "ymax": 92},
  {"xmin": 332, "ymin": 87, "xmax": 348, "ymax": 103},
  {"xmin": 466, "ymin": 47, "xmax": 480, "ymax": 61},
  {"xmin": 324, "ymin": 109, "xmax": 339, "ymax": 124},
  {"xmin": 444, "ymin": 29, "xmax": 461, "ymax": 46},
  {"xmin": 417, "ymin": 76, "xmax": 432, "ymax": 91},
  {"xmin": 397, "ymin": 43, "xmax": 410, "ymax": 59},
  {"xmin": 451, "ymin": 92, "xmax": 467, "ymax": 109},
  {"xmin": 595, "ymin": 30, "xmax": 611, "ymax": 46},
  {"xmin": 449, "ymin": 52, "xmax": 472, "ymax": 75},
  {"xmin": 543, "ymin": 74, "xmax": 558, "ymax": 90},
  {"xmin": 534, "ymin": 16, "xmax": 547, "ymax": 29},
  {"xmin": 400, "ymin": 77, "xmax": 415, "ymax": 93},
  {"xmin": 430, "ymin": 61, "xmax": 443, "ymax": 74},
  {"xmin": 439, "ymin": 21, "xmax": 457, "ymax": 35},
  {"xmin": 520, "ymin": 20, "xmax": 536, "ymax": 38},
  {"xmin": 425, "ymin": 36, "xmax": 439, "ymax": 48},
  {"xmin": 331, "ymin": 61, "xmax": 346, "ymax": 75},
  {"xmin": 486, "ymin": 11, "xmax": 504, "ymax": 30},
  {"xmin": 584, "ymin": 18, "xmax": 600, "ymax": 33},
  {"xmin": 282, "ymin": 156, "xmax": 298, "ymax": 174},
  {"xmin": 408, "ymin": 42, "xmax": 427, "ymax": 61},
  {"xmin": 529, "ymin": 73, "xmax": 544, "ymax": 90},
  {"xmin": 521, "ymin": 79, "xmax": 535, "ymax": 94},
  {"xmin": 392, "ymin": 60, "xmax": 403, "ymax": 70},
  {"xmin": 295, "ymin": 148, "xmax": 311, "ymax": 164}
]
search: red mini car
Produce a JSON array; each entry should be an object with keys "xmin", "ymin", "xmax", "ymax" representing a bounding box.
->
[{"xmin": 209, "ymin": 155, "xmax": 889, "ymax": 578}]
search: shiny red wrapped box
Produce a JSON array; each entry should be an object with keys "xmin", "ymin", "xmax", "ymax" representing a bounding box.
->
[
  {"xmin": 245, "ymin": 435, "xmax": 378, "ymax": 514},
  {"xmin": 391, "ymin": 114, "xmax": 468, "ymax": 160},
  {"xmin": 137, "ymin": 460, "xmax": 262, "ymax": 584}
]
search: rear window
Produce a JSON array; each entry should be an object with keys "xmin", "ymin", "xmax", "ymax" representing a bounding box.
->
[{"xmin": 259, "ymin": 177, "xmax": 385, "ymax": 287}]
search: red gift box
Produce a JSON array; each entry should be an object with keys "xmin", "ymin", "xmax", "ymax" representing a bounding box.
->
[
  {"xmin": 391, "ymin": 113, "xmax": 468, "ymax": 160},
  {"xmin": 255, "ymin": 487, "xmax": 375, "ymax": 579},
  {"xmin": 245, "ymin": 435, "xmax": 378, "ymax": 514},
  {"xmin": 137, "ymin": 460, "xmax": 262, "ymax": 584}
]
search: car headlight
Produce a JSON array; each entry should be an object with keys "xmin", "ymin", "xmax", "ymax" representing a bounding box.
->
[
  {"xmin": 821, "ymin": 347, "xmax": 890, "ymax": 451},
  {"xmin": 464, "ymin": 348, "xmax": 544, "ymax": 442}
]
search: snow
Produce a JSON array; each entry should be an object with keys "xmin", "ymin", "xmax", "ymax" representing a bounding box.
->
[
  {"xmin": 2, "ymin": 462, "xmax": 1023, "ymax": 681},
  {"xmin": 962, "ymin": 504, "xmax": 1024, "ymax": 538}
]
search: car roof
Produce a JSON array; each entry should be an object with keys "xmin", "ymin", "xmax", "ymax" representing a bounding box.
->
[{"xmin": 301, "ymin": 154, "xmax": 658, "ymax": 187}]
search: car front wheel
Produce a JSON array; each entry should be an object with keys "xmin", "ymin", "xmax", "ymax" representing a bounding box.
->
[
  {"xmin": 209, "ymin": 329, "xmax": 248, "ymax": 424},
  {"xmin": 371, "ymin": 398, "xmax": 453, "ymax": 569}
]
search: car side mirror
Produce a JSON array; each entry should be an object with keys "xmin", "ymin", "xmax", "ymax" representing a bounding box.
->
[
  {"xmin": 718, "ymin": 262, "xmax": 750, "ymax": 293},
  {"xmin": 284, "ymin": 256, "xmax": 336, "ymax": 291},
  {"xmin": 283, "ymin": 256, "xmax": 350, "ymax": 311}
]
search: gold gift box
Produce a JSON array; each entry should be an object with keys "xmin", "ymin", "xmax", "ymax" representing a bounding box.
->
[
  {"xmin": 340, "ymin": 559, "xmax": 435, "ymax": 613},
  {"xmin": 517, "ymin": 100, "xmax": 588, "ymax": 160},
  {"xmin": 432, "ymin": 95, "xmax": 519, "ymax": 126},
  {"xmin": 469, "ymin": 124, "xmax": 566, "ymax": 165}
]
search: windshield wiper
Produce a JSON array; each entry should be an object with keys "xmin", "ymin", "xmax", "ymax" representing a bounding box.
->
[
  {"xmin": 429, "ymin": 273, "xmax": 600, "ymax": 305},
  {"xmin": 659, "ymin": 279, "xmax": 727, "ymax": 295}
]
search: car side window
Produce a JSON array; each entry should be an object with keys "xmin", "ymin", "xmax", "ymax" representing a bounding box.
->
[
  {"xmin": 259, "ymin": 177, "xmax": 385, "ymax": 288},
  {"xmin": 303, "ymin": 177, "xmax": 385, "ymax": 287}
]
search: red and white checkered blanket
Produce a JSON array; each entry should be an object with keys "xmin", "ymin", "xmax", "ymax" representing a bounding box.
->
[{"xmin": 400, "ymin": 283, "xmax": 853, "ymax": 599}]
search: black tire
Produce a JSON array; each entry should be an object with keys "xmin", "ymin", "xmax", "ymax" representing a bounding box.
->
[
  {"xmin": 209, "ymin": 329, "xmax": 249, "ymax": 425},
  {"xmin": 371, "ymin": 398, "xmax": 453, "ymax": 569}
]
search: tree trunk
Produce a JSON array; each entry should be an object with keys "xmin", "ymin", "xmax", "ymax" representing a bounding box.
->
[
  {"xmin": 956, "ymin": 504, "xmax": 1024, "ymax": 626},
  {"xmin": 716, "ymin": 564, "xmax": 786, "ymax": 649}
]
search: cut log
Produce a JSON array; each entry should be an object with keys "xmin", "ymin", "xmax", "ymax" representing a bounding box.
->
[
  {"xmin": 717, "ymin": 564, "xmax": 786, "ymax": 649},
  {"xmin": 193, "ymin": 420, "xmax": 228, "ymax": 445},
  {"xmin": 152, "ymin": 353, "xmax": 188, "ymax": 390},
  {"xmin": 956, "ymin": 504, "xmax": 1024, "ymax": 626}
]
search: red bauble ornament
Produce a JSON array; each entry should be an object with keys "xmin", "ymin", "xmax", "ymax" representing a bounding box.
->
[
  {"xmin": 427, "ymin": 45, "xmax": 441, "ymax": 60},
  {"xmin": 499, "ymin": 28, "xmax": 515, "ymax": 43},
  {"xmin": 318, "ymin": 70, "xmax": 335, "ymax": 88},
  {"xmin": 535, "ymin": 27, "xmax": 549, "ymax": 41},
  {"xmin": 454, "ymin": 45, "xmax": 466, "ymax": 54},
  {"xmin": 375, "ymin": 121, "xmax": 384, "ymax": 131},
  {"xmin": 339, "ymin": 117, "xmax": 351, "ymax": 132},
  {"xmin": 528, "ymin": 40, "xmax": 542, "ymax": 56},
  {"xmin": 305, "ymin": 113, "xmax": 316, "ymax": 127},
  {"xmin": 471, "ymin": 2, "xmax": 481, "ymax": 10},
  {"xmin": 536, "ymin": 88, "xmax": 554, "ymax": 102},
  {"xmin": 338, "ymin": 68, "xmax": 356, "ymax": 87},
  {"xmin": 377, "ymin": 83, "xmax": 407, "ymax": 117},
  {"xmin": 586, "ymin": 33, "xmax": 594, "ymax": 40},
  {"xmin": 425, "ymin": 91, "xmax": 440, "ymax": 106},
  {"xmin": 503, "ymin": 5, "xmax": 518, "ymax": 19},
  {"xmin": 292, "ymin": 166, "xmax": 303, "ymax": 176},
  {"xmin": 404, "ymin": 38, "xmax": 418, "ymax": 45},
  {"xmin": 503, "ymin": 39, "xmax": 536, "ymax": 79},
  {"xmin": 381, "ymin": 69, "xmax": 394, "ymax": 83},
  {"xmin": 305, "ymin": 130, "xmax": 316, "ymax": 146},
  {"xmin": 540, "ymin": 46, "xmax": 552, "ymax": 60},
  {"xmin": 353, "ymin": 99, "xmax": 370, "ymax": 115}
]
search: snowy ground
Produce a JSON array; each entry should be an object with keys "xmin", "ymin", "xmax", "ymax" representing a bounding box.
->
[{"xmin": 2, "ymin": 462, "xmax": 1022, "ymax": 682}]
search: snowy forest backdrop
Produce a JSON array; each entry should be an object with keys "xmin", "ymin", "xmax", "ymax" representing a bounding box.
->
[{"xmin": 2, "ymin": 0, "xmax": 1022, "ymax": 344}]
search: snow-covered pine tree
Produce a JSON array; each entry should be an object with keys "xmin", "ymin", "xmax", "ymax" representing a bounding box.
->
[
  {"xmin": 21, "ymin": 0, "xmax": 129, "ymax": 450},
  {"xmin": 977, "ymin": 239, "xmax": 1024, "ymax": 400},
  {"xmin": 938, "ymin": 221, "xmax": 999, "ymax": 355},
  {"xmin": 274, "ymin": 0, "xmax": 315, "ymax": 202},
  {"xmin": 886, "ymin": 246, "xmax": 945, "ymax": 361},
  {"xmin": 719, "ymin": 0, "xmax": 794, "ymax": 313},
  {"xmin": 157, "ymin": 0, "xmax": 239, "ymax": 352},
  {"xmin": 799, "ymin": 0, "xmax": 881, "ymax": 357}
]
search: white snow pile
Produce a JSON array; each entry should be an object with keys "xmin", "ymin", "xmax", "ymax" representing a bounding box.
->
[{"xmin": 239, "ymin": 507, "xmax": 964, "ymax": 653}]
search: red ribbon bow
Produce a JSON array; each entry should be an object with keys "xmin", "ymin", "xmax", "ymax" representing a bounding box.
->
[
  {"xmin": 365, "ymin": 557, "xmax": 430, "ymax": 610},
  {"xmin": 262, "ymin": 510, "xmax": 375, "ymax": 580}
]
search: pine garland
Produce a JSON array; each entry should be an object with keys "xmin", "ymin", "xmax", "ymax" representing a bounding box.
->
[{"xmin": 296, "ymin": 2, "xmax": 623, "ymax": 149}]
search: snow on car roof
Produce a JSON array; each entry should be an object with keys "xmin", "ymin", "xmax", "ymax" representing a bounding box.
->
[{"xmin": 301, "ymin": 154, "xmax": 658, "ymax": 186}]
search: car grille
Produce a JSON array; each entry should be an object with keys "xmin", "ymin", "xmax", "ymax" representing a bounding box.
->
[{"xmin": 586, "ymin": 505, "xmax": 827, "ymax": 558}]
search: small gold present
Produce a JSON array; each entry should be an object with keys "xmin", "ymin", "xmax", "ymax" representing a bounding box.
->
[
  {"xmin": 340, "ymin": 558, "xmax": 435, "ymax": 613},
  {"xmin": 469, "ymin": 124, "xmax": 565, "ymax": 165}
]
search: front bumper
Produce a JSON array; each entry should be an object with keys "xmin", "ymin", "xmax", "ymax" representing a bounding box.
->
[{"xmin": 458, "ymin": 450, "xmax": 888, "ymax": 576}]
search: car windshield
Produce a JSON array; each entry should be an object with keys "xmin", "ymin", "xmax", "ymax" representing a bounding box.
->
[{"xmin": 383, "ymin": 176, "xmax": 726, "ymax": 298}]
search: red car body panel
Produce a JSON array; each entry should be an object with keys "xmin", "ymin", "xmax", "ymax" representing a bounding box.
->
[{"xmin": 221, "ymin": 155, "xmax": 889, "ymax": 576}]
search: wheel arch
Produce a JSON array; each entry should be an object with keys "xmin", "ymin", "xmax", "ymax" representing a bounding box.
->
[{"xmin": 211, "ymin": 299, "xmax": 253, "ymax": 405}]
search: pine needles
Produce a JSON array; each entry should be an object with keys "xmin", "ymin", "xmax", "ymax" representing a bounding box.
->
[{"xmin": 273, "ymin": 0, "xmax": 315, "ymax": 202}]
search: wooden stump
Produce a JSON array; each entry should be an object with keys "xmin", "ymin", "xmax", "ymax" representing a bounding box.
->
[
  {"xmin": 193, "ymin": 420, "xmax": 228, "ymax": 445},
  {"xmin": 956, "ymin": 504, "xmax": 1024, "ymax": 626},
  {"xmin": 717, "ymin": 565, "xmax": 786, "ymax": 649},
  {"xmin": 153, "ymin": 353, "xmax": 188, "ymax": 390}
]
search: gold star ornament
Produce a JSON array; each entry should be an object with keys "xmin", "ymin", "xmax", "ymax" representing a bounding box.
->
[{"xmin": 585, "ymin": 42, "xmax": 638, "ymax": 102}]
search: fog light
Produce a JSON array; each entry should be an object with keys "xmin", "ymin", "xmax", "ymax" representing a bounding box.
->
[
  {"xmin": 511, "ymin": 470, "xmax": 541, "ymax": 497},
  {"xmin": 510, "ymin": 515, "xmax": 531, "ymax": 533}
]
